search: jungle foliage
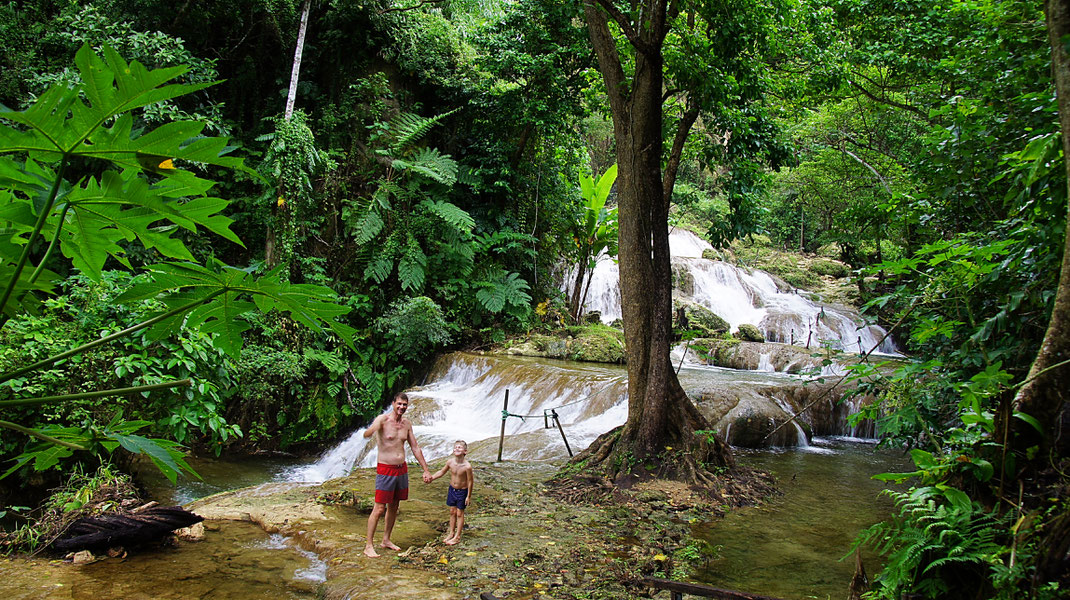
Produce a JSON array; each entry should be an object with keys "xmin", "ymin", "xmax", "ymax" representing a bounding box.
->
[{"xmin": 0, "ymin": 0, "xmax": 1066, "ymax": 595}]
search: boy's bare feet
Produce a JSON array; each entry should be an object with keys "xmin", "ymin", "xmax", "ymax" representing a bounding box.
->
[
  {"xmin": 444, "ymin": 537, "xmax": 460, "ymax": 545},
  {"xmin": 364, "ymin": 545, "xmax": 380, "ymax": 558},
  {"xmin": 382, "ymin": 540, "xmax": 402, "ymax": 551}
]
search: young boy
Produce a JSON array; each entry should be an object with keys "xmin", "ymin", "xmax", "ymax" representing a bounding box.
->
[{"xmin": 429, "ymin": 440, "xmax": 474, "ymax": 545}]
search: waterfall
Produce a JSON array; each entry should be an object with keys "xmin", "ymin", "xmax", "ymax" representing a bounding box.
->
[
  {"xmin": 283, "ymin": 354, "xmax": 629, "ymax": 483},
  {"xmin": 565, "ymin": 229, "xmax": 897, "ymax": 355},
  {"xmin": 769, "ymin": 396, "xmax": 809, "ymax": 448},
  {"xmin": 282, "ymin": 352, "xmax": 880, "ymax": 484}
]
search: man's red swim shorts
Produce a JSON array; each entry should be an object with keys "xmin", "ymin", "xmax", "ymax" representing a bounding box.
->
[{"xmin": 374, "ymin": 463, "xmax": 409, "ymax": 504}]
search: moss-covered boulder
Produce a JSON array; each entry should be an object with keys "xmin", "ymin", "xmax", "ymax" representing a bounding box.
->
[
  {"xmin": 498, "ymin": 326, "xmax": 625, "ymax": 364},
  {"xmin": 566, "ymin": 325, "xmax": 626, "ymax": 363},
  {"xmin": 673, "ymin": 298, "xmax": 729, "ymax": 336},
  {"xmin": 701, "ymin": 248, "xmax": 726, "ymax": 261},
  {"xmin": 736, "ymin": 323, "xmax": 765, "ymax": 342},
  {"xmin": 671, "ymin": 262, "xmax": 696, "ymax": 296}
]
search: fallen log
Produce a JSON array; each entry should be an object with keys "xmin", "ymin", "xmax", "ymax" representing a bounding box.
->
[
  {"xmin": 642, "ymin": 577, "xmax": 788, "ymax": 600},
  {"xmin": 52, "ymin": 505, "xmax": 204, "ymax": 553}
]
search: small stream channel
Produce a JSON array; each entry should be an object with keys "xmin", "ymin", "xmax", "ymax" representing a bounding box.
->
[{"xmin": 694, "ymin": 437, "xmax": 910, "ymax": 600}]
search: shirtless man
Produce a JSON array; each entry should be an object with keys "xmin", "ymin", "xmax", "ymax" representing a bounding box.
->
[{"xmin": 363, "ymin": 392, "xmax": 432, "ymax": 558}]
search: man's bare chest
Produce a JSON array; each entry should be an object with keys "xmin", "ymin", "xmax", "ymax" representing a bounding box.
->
[{"xmin": 381, "ymin": 419, "xmax": 408, "ymax": 442}]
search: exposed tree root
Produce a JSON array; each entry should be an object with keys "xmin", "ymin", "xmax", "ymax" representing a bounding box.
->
[{"xmin": 546, "ymin": 425, "xmax": 776, "ymax": 510}]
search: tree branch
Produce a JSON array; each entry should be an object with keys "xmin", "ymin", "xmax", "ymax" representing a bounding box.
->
[
  {"xmin": 584, "ymin": 0, "xmax": 630, "ymax": 112},
  {"xmin": 592, "ymin": 0, "xmax": 648, "ymax": 52},
  {"xmin": 663, "ymin": 102, "xmax": 700, "ymax": 200},
  {"xmin": 848, "ymin": 79, "xmax": 931, "ymax": 123},
  {"xmin": 0, "ymin": 420, "xmax": 86, "ymax": 450},
  {"xmin": 0, "ymin": 380, "xmax": 193, "ymax": 409}
]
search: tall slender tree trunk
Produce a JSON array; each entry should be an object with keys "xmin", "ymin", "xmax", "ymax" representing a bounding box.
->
[
  {"xmin": 1013, "ymin": 0, "xmax": 1070, "ymax": 459},
  {"xmin": 285, "ymin": 0, "xmax": 311, "ymax": 121},
  {"xmin": 267, "ymin": 0, "xmax": 312, "ymax": 269},
  {"xmin": 569, "ymin": 256, "xmax": 589, "ymax": 320}
]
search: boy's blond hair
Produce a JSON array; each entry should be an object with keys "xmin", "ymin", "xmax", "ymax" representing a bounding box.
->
[{"xmin": 454, "ymin": 440, "xmax": 468, "ymax": 451}]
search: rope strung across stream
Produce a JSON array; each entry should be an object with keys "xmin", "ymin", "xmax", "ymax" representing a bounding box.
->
[{"xmin": 498, "ymin": 377, "xmax": 624, "ymax": 422}]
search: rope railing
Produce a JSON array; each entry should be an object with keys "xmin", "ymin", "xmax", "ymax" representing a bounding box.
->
[{"xmin": 495, "ymin": 377, "xmax": 625, "ymax": 461}]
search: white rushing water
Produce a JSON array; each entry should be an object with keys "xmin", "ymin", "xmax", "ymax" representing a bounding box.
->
[
  {"xmin": 564, "ymin": 229, "xmax": 897, "ymax": 355},
  {"xmin": 283, "ymin": 354, "xmax": 630, "ymax": 483},
  {"xmin": 281, "ymin": 353, "xmax": 838, "ymax": 484}
]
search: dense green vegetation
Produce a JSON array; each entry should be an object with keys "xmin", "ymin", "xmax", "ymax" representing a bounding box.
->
[{"xmin": 0, "ymin": 0, "xmax": 1067, "ymax": 596}]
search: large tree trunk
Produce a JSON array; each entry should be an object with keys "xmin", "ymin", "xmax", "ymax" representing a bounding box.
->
[
  {"xmin": 1013, "ymin": 0, "xmax": 1070, "ymax": 460},
  {"xmin": 578, "ymin": 0, "xmax": 731, "ymax": 483}
]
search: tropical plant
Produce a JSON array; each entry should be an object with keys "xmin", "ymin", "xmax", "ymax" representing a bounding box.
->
[
  {"xmin": 855, "ymin": 486, "xmax": 1013, "ymax": 599},
  {"xmin": 346, "ymin": 109, "xmax": 468, "ymax": 291},
  {"xmin": 0, "ymin": 45, "xmax": 354, "ymax": 482},
  {"xmin": 568, "ymin": 163, "xmax": 618, "ymax": 321}
]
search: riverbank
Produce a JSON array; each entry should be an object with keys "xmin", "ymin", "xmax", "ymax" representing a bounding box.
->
[
  {"xmin": 0, "ymin": 441, "xmax": 913, "ymax": 600},
  {"xmin": 182, "ymin": 459, "xmax": 775, "ymax": 600}
]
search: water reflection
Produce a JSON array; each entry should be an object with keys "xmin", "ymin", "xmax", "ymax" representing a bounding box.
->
[
  {"xmin": 0, "ymin": 521, "xmax": 322, "ymax": 600},
  {"xmin": 694, "ymin": 438, "xmax": 910, "ymax": 600}
]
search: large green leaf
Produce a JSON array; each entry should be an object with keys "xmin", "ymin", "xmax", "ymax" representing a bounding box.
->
[{"xmin": 117, "ymin": 261, "xmax": 354, "ymax": 357}]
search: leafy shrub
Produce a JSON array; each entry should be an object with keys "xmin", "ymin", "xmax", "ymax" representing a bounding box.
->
[
  {"xmin": 856, "ymin": 487, "xmax": 1011, "ymax": 599},
  {"xmin": 376, "ymin": 296, "xmax": 453, "ymax": 360}
]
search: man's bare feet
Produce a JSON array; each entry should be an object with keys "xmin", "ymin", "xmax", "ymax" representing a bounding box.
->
[
  {"xmin": 364, "ymin": 545, "xmax": 380, "ymax": 558},
  {"xmin": 444, "ymin": 537, "xmax": 460, "ymax": 545},
  {"xmin": 381, "ymin": 540, "xmax": 402, "ymax": 551}
]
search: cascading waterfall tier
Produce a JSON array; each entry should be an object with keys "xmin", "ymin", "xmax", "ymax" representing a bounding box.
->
[
  {"xmin": 283, "ymin": 352, "xmax": 877, "ymax": 483},
  {"xmin": 564, "ymin": 229, "xmax": 897, "ymax": 355}
]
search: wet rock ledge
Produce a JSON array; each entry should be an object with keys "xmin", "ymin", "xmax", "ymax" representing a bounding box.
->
[{"xmin": 187, "ymin": 461, "xmax": 771, "ymax": 600}]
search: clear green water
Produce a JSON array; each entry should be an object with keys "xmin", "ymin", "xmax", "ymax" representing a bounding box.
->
[
  {"xmin": 0, "ymin": 520, "xmax": 324, "ymax": 600},
  {"xmin": 694, "ymin": 437, "xmax": 911, "ymax": 600}
]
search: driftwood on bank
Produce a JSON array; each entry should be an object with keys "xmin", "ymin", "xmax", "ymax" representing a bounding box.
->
[{"xmin": 51, "ymin": 505, "xmax": 204, "ymax": 553}]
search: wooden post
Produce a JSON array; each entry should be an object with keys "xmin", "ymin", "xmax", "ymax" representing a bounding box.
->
[
  {"xmin": 497, "ymin": 389, "xmax": 509, "ymax": 462},
  {"xmin": 552, "ymin": 409, "xmax": 573, "ymax": 457}
]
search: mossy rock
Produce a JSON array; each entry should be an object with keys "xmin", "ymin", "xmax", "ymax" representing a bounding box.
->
[
  {"xmin": 528, "ymin": 333, "xmax": 560, "ymax": 352},
  {"xmin": 583, "ymin": 311, "xmax": 603, "ymax": 324},
  {"xmin": 811, "ymin": 259, "xmax": 850, "ymax": 279},
  {"xmin": 671, "ymin": 263, "xmax": 696, "ymax": 296},
  {"xmin": 673, "ymin": 298, "xmax": 729, "ymax": 336},
  {"xmin": 735, "ymin": 323, "xmax": 765, "ymax": 342},
  {"xmin": 567, "ymin": 325, "xmax": 625, "ymax": 363},
  {"xmin": 701, "ymin": 248, "xmax": 726, "ymax": 261}
]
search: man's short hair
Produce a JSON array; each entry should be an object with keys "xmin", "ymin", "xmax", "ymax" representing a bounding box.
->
[
  {"xmin": 455, "ymin": 440, "xmax": 468, "ymax": 450},
  {"xmin": 395, "ymin": 392, "xmax": 409, "ymax": 402}
]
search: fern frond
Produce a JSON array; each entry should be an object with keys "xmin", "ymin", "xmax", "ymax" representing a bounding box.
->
[
  {"xmin": 475, "ymin": 269, "xmax": 532, "ymax": 313},
  {"xmin": 389, "ymin": 108, "xmax": 459, "ymax": 152},
  {"xmin": 350, "ymin": 208, "xmax": 384, "ymax": 244},
  {"xmin": 394, "ymin": 147, "xmax": 458, "ymax": 185},
  {"xmin": 398, "ymin": 239, "xmax": 427, "ymax": 292},
  {"xmin": 423, "ymin": 199, "xmax": 474, "ymax": 233},
  {"xmin": 364, "ymin": 257, "xmax": 393, "ymax": 283}
]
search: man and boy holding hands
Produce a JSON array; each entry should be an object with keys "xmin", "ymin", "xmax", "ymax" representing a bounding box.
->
[{"xmin": 362, "ymin": 392, "xmax": 474, "ymax": 557}]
